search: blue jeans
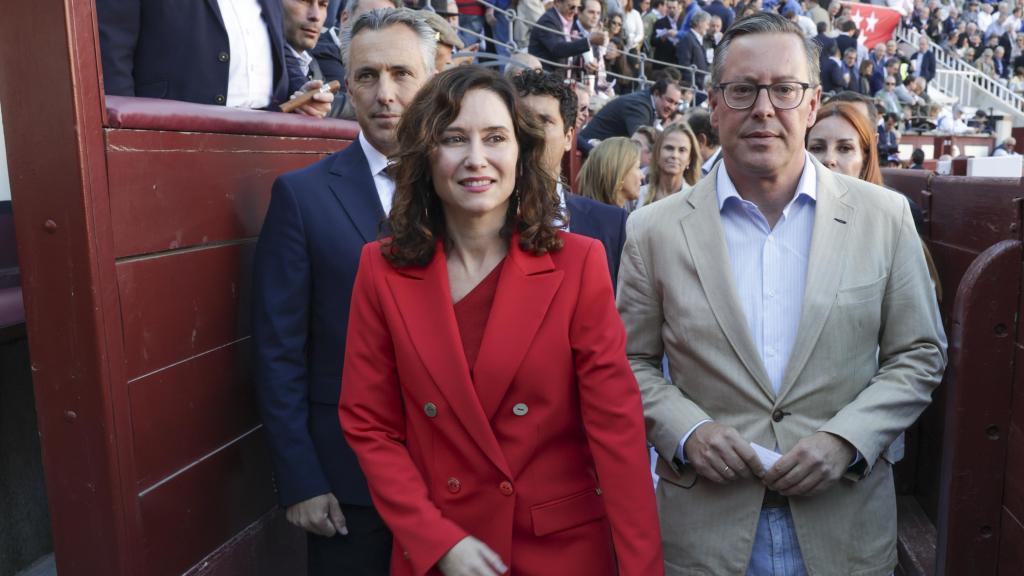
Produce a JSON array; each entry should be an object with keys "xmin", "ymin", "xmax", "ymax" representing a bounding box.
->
[
  {"xmin": 746, "ymin": 507, "xmax": 808, "ymax": 576},
  {"xmin": 458, "ymin": 13, "xmax": 486, "ymax": 51},
  {"xmin": 491, "ymin": 10, "xmax": 512, "ymax": 57}
]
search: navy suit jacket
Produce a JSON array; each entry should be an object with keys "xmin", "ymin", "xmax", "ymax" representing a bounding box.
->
[
  {"xmin": 650, "ymin": 15, "xmax": 682, "ymax": 67},
  {"xmin": 821, "ymin": 58, "xmax": 848, "ymax": 93},
  {"xmin": 253, "ymin": 142, "xmax": 386, "ymax": 507},
  {"xmin": 914, "ymin": 49, "xmax": 936, "ymax": 82},
  {"xmin": 97, "ymin": 0, "xmax": 290, "ymax": 109},
  {"xmin": 676, "ymin": 30, "xmax": 709, "ymax": 88},
  {"xmin": 565, "ymin": 193, "xmax": 627, "ymax": 286},
  {"xmin": 311, "ymin": 31, "xmax": 346, "ymax": 85},
  {"xmin": 578, "ymin": 90, "xmax": 655, "ymax": 143},
  {"xmin": 528, "ymin": 8, "xmax": 591, "ymax": 71},
  {"xmin": 704, "ymin": 1, "xmax": 735, "ymax": 32}
]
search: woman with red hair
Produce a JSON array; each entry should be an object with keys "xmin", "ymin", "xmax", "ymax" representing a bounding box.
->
[{"xmin": 806, "ymin": 101, "xmax": 884, "ymax": 184}]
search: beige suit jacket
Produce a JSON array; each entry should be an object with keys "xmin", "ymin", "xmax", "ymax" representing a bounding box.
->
[{"xmin": 617, "ymin": 157, "xmax": 947, "ymax": 576}]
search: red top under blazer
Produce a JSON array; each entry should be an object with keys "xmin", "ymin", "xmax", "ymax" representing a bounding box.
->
[{"xmin": 340, "ymin": 232, "xmax": 663, "ymax": 576}]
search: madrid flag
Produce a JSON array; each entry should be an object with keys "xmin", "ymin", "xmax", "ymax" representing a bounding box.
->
[{"xmin": 841, "ymin": 2, "xmax": 902, "ymax": 49}]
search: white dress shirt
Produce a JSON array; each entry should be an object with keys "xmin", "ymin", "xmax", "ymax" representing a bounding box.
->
[
  {"xmin": 358, "ymin": 132, "xmax": 395, "ymax": 215},
  {"xmin": 287, "ymin": 45, "xmax": 313, "ymax": 78},
  {"xmin": 217, "ymin": 0, "xmax": 275, "ymax": 109},
  {"xmin": 676, "ymin": 154, "xmax": 817, "ymax": 461}
]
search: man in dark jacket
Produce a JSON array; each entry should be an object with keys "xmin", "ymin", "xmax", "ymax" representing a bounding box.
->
[
  {"xmin": 650, "ymin": 0, "xmax": 684, "ymax": 68},
  {"xmin": 579, "ymin": 76, "xmax": 683, "ymax": 144},
  {"xmin": 912, "ymin": 35, "xmax": 937, "ymax": 84},
  {"xmin": 528, "ymin": 0, "xmax": 605, "ymax": 71},
  {"xmin": 97, "ymin": 0, "xmax": 331, "ymax": 116},
  {"xmin": 676, "ymin": 10, "xmax": 711, "ymax": 91}
]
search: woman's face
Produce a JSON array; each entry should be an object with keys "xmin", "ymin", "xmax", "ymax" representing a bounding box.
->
[
  {"xmin": 431, "ymin": 89, "xmax": 519, "ymax": 223},
  {"xmin": 807, "ymin": 115, "xmax": 865, "ymax": 179},
  {"xmin": 619, "ymin": 160, "xmax": 644, "ymax": 205},
  {"xmin": 657, "ymin": 131, "xmax": 690, "ymax": 177}
]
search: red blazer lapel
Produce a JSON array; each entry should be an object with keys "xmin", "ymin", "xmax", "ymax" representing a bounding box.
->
[
  {"xmin": 384, "ymin": 243, "xmax": 512, "ymax": 478},
  {"xmin": 473, "ymin": 238, "xmax": 565, "ymax": 420}
]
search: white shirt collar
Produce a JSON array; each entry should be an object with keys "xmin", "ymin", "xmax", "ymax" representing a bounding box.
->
[
  {"xmin": 716, "ymin": 151, "xmax": 817, "ymax": 215},
  {"xmin": 555, "ymin": 182, "xmax": 569, "ymax": 231},
  {"xmin": 358, "ymin": 132, "xmax": 390, "ymax": 176},
  {"xmin": 287, "ymin": 44, "xmax": 314, "ymax": 77}
]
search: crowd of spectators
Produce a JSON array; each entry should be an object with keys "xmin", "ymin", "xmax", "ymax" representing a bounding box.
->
[{"xmin": 95, "ymin": 0, "xmax": 1021, "ymax": 174}]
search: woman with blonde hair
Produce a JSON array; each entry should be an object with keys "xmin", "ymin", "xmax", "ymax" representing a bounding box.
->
[
  {"xmin": 577, "ymin": 137, "xmax": 644, "ymax": 208},
  {"xmin": 638, "ymin": 122, "xmax": 702, "ymax": 207}
]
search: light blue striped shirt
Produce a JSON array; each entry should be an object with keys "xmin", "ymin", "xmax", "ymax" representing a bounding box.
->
[
  {"xmin": 717, "ymin": 153, "xmax": 817, "ymax": 393},
  {"xmin": 675, "ymin": 153, "xmax": 817, "ymax": 461}
]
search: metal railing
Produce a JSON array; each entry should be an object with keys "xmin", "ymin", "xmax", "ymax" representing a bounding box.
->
[
  {"xmin": 437, "ymin": 0, "xmax": 706, "ymax": 95},
  {"xmin": 898, "ymin": 26, "xmax": 1024, "ymax": 123}
]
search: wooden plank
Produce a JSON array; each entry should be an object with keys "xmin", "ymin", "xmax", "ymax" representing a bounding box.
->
[
  {"xmin": 937, "ymin": 240, "xmax": 1021, "ymax": 576},
  {"xmin": 182, "ymin": 508, "xmax": 305, "ymax": 576},
  {"xmin": 117, "ymin": 243, "xmax": 253, "ymax": 380},
  {"xmin": 1003, "ymin": 346, "xmax": 1024, "ymax": 529},
  {"xmin": 137, "ymin": 429, "xmax": 277, "ymax": 576},
  {"xmin": 130, "ymin": 339, "xmax": 257, "ymax": 489},
  {"xmin": 897, "ymin": 495, "xmax": 937, "ymax": 576},
  {"xmin": 998, "ymin": 508, "xmax": 1024, "ymax": 575},
  {"xmin": 0, "ymin": 0, "xmax": 136, "ymax": 573},
  {"xmin": 928, "ymin": 177, "xmax": 1020, "ymax": 253},
  {"xmin": 106, "ymin": 130, "xmax": 349, "ymax": 258}
]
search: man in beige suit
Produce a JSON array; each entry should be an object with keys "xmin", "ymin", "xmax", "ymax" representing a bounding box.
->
[{"xmin": 618, "ymin": 12, "xmax": 946, "ymax": 576}]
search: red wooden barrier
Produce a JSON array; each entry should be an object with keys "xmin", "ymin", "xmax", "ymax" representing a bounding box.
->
[{"xmin": 0, "ymin": 2, "xmax": 360, "ymax": 573}]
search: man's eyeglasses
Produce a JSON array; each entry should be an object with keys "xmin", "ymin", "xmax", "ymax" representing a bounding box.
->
[{"xmin": 715, "ymin": 81, "xmax": 812, "ymax": 110}]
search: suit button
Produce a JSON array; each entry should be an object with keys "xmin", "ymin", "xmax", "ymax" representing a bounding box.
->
[
  {"xmin": 424, "ymin": 402, "xmax": 438, "ymax": 418},
  {"xmin": 772, "ymin": 409, "xmax": 785, "ymax": 422},
  {"xmin": 214, "ymin": 94, "xmax": 226, "ymax": 105},
  {"xmin": 499, "ymin": 481, "xmax": 514, "ymax": 496},
  {"xmin": 447, "ymin": 477, "xmax": 461, "ymax": 493},
  {"xmin": 218, "ymin": 51, "xmax": 230, "ymax": 63},
  {"xmin": 512, "ymin": 403, "xmax": 529, "ymax": 416},
  {"xmin": 403, "ymin": 550, "xmax": 410, "ymax": 559}
]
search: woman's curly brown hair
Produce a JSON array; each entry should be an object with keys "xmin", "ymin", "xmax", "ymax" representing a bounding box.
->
[{"xmin": 382, "ymin": 66, "xmax": 564, "ymax": 267}]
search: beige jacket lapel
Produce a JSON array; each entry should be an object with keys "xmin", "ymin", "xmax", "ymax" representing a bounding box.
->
[
  {"xmin": 776, "ymin": 157, "xmax": 854, "ymax": 400},
  {"xmin": 680, "ymin": 172, "xmax": 775, "ymax": 400}
]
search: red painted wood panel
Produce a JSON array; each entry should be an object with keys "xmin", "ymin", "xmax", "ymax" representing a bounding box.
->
[
  {"xmin": 0, "ymin": 0, "xmax": 137, "ymax": 573},
  {"xmin": 1003, "ymin": 408, "xmax": 1024, "ymax": 539},
  {"xmin": 117, "ymin": 243, "xmax": 253, "ymax": 380},
  {"xmin": 137, "ymin": 429, "xmax": 276, "ymax": 576},
  {"xmin": 182, "ymin": 509, "xmax": 305, "ymax": 576},
  {"xmin": 106, "ymin": 129, "xmax": 349, "ymax": 258},
  {"xmin": 928, "ymin": 178, "xmax": 1020, "ymax": 252},
  {"xmin": 131, "ymin": 339, "xmax": 257, "ymax": 489},
  {"xmin": 998, "ymin": 508, "xmax": 1024, "ymax": 575},
  {"xmin": 937, "ymin": 240, "xmax": 1020, "ymax": 576}
]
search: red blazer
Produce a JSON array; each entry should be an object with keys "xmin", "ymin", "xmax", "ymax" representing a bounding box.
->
[{"xmin": 340, "ymin": 232, "xmax": 663, "ymax": 576}]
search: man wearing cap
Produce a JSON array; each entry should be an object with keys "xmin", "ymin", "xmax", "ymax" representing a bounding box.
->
[{"xmin": 421, "ymin": 10, "xmax": 465, "ymax": 71}]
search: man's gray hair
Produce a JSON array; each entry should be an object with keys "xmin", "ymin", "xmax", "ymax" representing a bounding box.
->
[
  {"xmin": 710, "ymin": 11, "xmax": 820, "ymax": 88},
  {"xmin": 690, "ymin": 10, "xmax": 711, "ymax": 28},
  {"xmin": 343, "ymin": 0, "xmax": 402, "ymax": 22},
  {"xmin": 340, "ymin": 8, "xmax": 437, "ymax": 74}
]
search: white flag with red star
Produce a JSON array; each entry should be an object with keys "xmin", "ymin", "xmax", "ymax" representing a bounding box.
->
[{"xmin": 842, "ymin": 2, "xmax": 903, "ymax": 49}]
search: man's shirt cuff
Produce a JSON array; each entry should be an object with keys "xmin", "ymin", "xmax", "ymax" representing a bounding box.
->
[{"xmin": 674, "ymin": 419, "xmax": 713, "ymax": 465}]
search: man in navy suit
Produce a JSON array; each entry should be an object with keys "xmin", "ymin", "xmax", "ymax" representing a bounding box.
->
[
  {"xmin": 253, "ymin": 9, "xmax": 436, "ymax": 575},
  {"xmin": 912, "ymin": 35, "xmax": 937, "ymax": 85},
  {"xmin": 512, "ymin": 70, "xmax": 628, "ymax": 285},
  {"xmin": 528, "ymin": 0, "xmax": 606, "ymax": 72},
  {"xmin": 676, "ymin": 11, "xmax": 711, "ymax": 93},
  {"xmin": 97, "ymin": 0, "xmax": 330, "ymax": 116},
  {"xmin": 820, "ymin": 44, "xmax": 848, "ymax": 93},
  {"xmin": 651, "ymin": 0, "xmax": 684, "ymax": 68}
]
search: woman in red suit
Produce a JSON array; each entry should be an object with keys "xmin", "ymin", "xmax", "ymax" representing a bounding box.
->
[{"xmin": 339, "ymin": 66, "xmax": 662, "ymax": 576}]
